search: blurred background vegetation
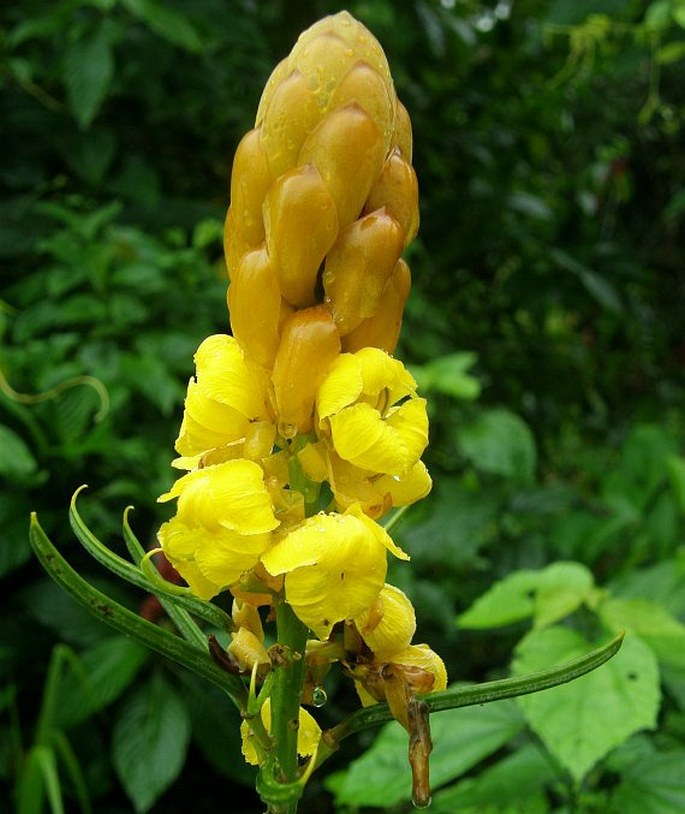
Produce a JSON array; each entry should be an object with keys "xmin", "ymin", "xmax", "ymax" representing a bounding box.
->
[{"xmin": 1, "ymin": 0, "xmax": 683, "ymax": 812}]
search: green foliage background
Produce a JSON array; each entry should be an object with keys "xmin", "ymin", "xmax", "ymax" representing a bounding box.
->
[{"xmin": 1, "ymin": 0, "xmax": 683, "ymax": 812}]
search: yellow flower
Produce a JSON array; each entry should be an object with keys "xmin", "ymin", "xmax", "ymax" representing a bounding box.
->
[
  {"xmin": 157, "ymin": 460, "xmax": 278, "ymax": 599},
  {"xmin": 241, "ymin": 699, "xmax": 321, "ymax": 766},
  {"xmin": 174, "ymin": 334, "xmax": 273, "ymax": 465},
  {"xmin": 299, "ymin": 441, "xmax": 431, "ymax": 519},
  {"xmin": 354, "ymin": 584, "xmax": 416, "ymax": 656},
  {"xmin": 260, "ymin": 504, "xmax": 408, "ymax": 639},
  {"xmin": 316, "ymin": 347, "xmax": 429, "ymax": 476}
]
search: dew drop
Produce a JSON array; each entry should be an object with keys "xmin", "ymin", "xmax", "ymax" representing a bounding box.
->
[
  {"xmin": 312, "ymin": 686, "xmax": 328, "ymax": 707},
  {"xmin": 412, "ymin": 796, "xmax": 432, "ymax": 810}
]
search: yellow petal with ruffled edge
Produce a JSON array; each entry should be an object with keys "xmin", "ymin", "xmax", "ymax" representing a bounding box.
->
[
  {"xmin": 194, "ymin": 334, "xmax": 270, "ymax": 421},
  {"xmin": 316, "ymin": 353, "xmax": 363, "ymax": 419},
  {"xmin": 156, "ymin": 522, "xmax": 222, "ymax": 600},
  {"xmin": 159, "ymin": 460, "xmax": 278, "ymax": 535},
  {"xmin": 194, "ymin": 526, "xmax": 272, "ymax": 586},
  {"xmin": 261, "ymin": 507, "xmax": 403, "ymax": 638},
  {"xmin": 384, "ymin": 397, "xmax": 429, "ymax": 463},
  {"xmin": 355, "ymin": 346, "xmax": 416, "ymax": 403},
  {"xmin": 354, "ymin": 584, "xmax": 416, "ymax": 657},
  {"xmin": 158, "ymin": 519, "xmax": 271, "ymax": 597},
  {"xmin": 175, "ymin": 379, "xmax": 252, "ymax": 457},
  {"xmin": 327, "ymin": 402, "xmax": 417, "ymax": 476},
  {"xmin": 241, "ymin": 700, "xmax": 321, "ymax": 766},
  {"xmin": 375, "ymin": 460, "xmax": 432, "ymax": 507}
]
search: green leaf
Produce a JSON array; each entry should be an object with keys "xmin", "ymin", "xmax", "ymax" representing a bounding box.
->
[
  {"xmin": 120, "ymin": 352, "xmax": 183, "ymax": 416},
  {"xmin": 512, "ymin": 628, "xmax": 661, "ymax": 782},
  {"xmin": 667, "ymin": 455, "xmax": 685, "ymax": 512},
  {"xmin": 458, "ymin": 562, "xmax": 596, "ymax": 630},
  {"xmin": 610, "ymin": 749, "xmax": 685, "ymax": 813},
  {"xmin": 18, "ymin": 745, "xmax": 64, "ymax": 814},
  {"xmin": 431, "ymin": 743, "xmax": 558, "ymax": 813},
  {"xmin": 657, "ymin": 40, "xmax": 685, "ymax": 65},
  {"xmin": 550, "ymin": 248, "xmax": 622, "ymax": 312},
  {"xmin": 599, "ymin": 597, "xmax": 685, "ymax": 670},
  {"xmin": 180, "ymin": 672, "xmax": 255, "ymax": 787},
  {"xmin": 112, "ymin": 673, "xmax": 191, "ymax": 813},
  {"xmin": 121, "ymin": 0, "xmax": 203, "ymax": 51},
  {"xmin": 456, "ymin": 408, "xmax": 536, "ymax": 482},
  {"xmin": 610, "ymin": 552, "xmax": 685, "ymax": 618},
  {"xmin": 64, "ymin": 23, "xmax": 115, "ymax": 129},
  {"xmin": 327, "ymin": 700, "xmax": 524, "ymax": 808},
  {"xmin": 0, "ymin": 424, "xmax": 38, "ymax": 479},
  {"xmin": 411, "ymin": 352, "xmax": 481, "ymax": 401},
  {"xmin": 54, "ymin": 636, "xmax": 149, "ymax": 727}
]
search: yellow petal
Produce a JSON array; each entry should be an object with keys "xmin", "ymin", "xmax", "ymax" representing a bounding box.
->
[
  {"xmin": 175, "ymin": 379, "xmax": 250, "ymax": 457},
  {"xmin": 194, "ymin": 335, "xmax": 270, "ymax": 421},
  {"xmin": 232, "ymin": 599, "xmax": 265, "ymax": 641},
  {"xmin": 161, "ymin": 460, "xmax": 278, "ymax": 535},
  {"xmin": 354, "ymin": 584, "xmax": 416, "ymax": 656},
  {"xmin": 316, "ymin": 353, "xmax": 363, "ymax": 420},
  {"xmin": 297, "ymin": 440, "xmax": 329, "ymax": 483},
  {"xmin": 156, "ymin": 520, "xmax": 221, "ymax": 600},
  {"xmin": 377, "ymin": 460, "xmax": 432, "ymax": 507},
  {"xmin": 328, "ymin": 402, "xmax": 414, "ymax": 475},
  {"xmin": 345, "ymin": 502, "xmax": 409, "ymax": 561},
  {"xmin": 389, "ymin": 644, "xmax": 448, "ymax": 693},
  {"xmin": 355, "ymin": 347, "xmax": 416, "ymax": 403},
  {"xmin": 260, "ymin": 510, "xmax": 389, "ymax": 638},
  {"xmin": 384, "ymin": 398, "xmax": 429, "ymax": 466},
  {"xmin": 241, "ymin": 699, "xmax": 321, "ymax": 766},
  {"xmin": 194, "ymin": 527, "xmax": 272, "ymax": 587},
  {"xmin": 227, "ymin": 627, "xmax": 270, "ymax": 672}
]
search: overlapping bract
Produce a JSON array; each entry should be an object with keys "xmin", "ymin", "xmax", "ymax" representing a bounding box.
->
[
  {"xmin": 155, "ymin": 10, "xmax": 444, "ymax": 766},
  {"xmin": 225, "ymin": 9, "xmax": 419, "ymax": 373}
]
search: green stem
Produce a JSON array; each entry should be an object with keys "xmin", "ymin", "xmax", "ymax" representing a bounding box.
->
[
  {"xmin": 272, "ymin": 600, "xmax": 309, "ymax": 780},
  {"xmin": 263, "ymin": 599, "xmax": 309, "ymax": 813}
]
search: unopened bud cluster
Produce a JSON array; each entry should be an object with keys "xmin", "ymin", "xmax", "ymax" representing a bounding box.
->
[{"xmin": 226, "ymin": 11, "xmax": 418, "ymax": 377}]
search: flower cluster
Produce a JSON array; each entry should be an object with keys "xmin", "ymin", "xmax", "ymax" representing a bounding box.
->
[{"xmin": 157, "ymin": 11, "xmax": 445, "ymax": 764}]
